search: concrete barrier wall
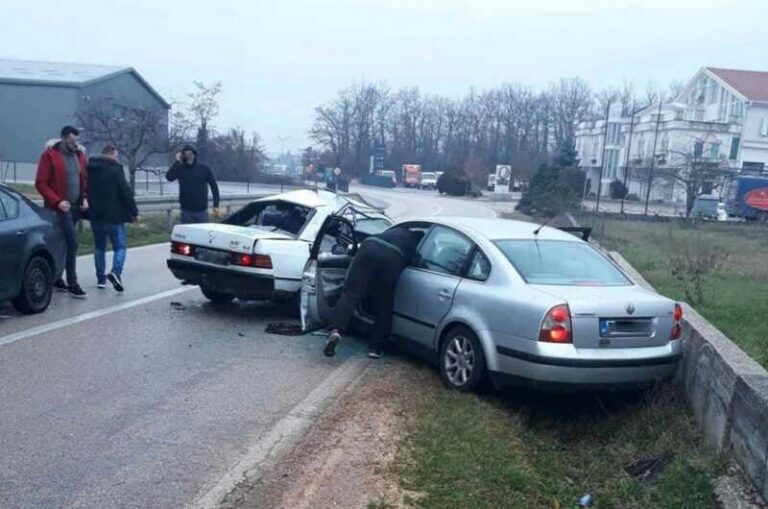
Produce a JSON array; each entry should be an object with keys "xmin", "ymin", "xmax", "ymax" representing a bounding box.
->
[{"xmin": 609, "ymin": 251, "xmax": 768, "ymax": 502}]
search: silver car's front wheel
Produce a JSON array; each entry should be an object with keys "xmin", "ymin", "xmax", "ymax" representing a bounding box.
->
[{"xmin": 439, "ymin": 326, "xmax": 486, "ymax": 391}]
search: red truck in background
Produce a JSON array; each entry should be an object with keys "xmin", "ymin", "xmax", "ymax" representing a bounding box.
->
[{"xmin": 401, "ymin": 164, "xmax": 422, "ymax": 188}]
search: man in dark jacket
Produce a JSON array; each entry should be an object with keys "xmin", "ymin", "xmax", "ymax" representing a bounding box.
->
[
  {"xmin": 165, "ymin": 145, "xmax": 220, "ymax": 223},
  {"xmin": 323, "ymin": 225, "xmax": 421, "ymax": 359},
  {"xmin": 35, "ymin": 125, "xmax": 89, "ymax": 298},
  {"xmin": 87, "ymin": 144, "xmax": 138, "ymax": 292}
]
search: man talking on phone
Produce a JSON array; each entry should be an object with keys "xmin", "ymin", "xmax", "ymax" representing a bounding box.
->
[{"xmin": 166, "ymin": 144, "xmax": 220, "ymax": 224}]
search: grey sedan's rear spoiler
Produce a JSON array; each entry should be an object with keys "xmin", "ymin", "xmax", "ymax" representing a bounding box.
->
[{"xmin": 557, "ymin": 226, "xmax": 592, "ymax": 242}]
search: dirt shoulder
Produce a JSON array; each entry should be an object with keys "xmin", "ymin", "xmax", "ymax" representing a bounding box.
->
[{"xmin": 219, "ymin": 359, "xmax": 425, "ymax": 509}]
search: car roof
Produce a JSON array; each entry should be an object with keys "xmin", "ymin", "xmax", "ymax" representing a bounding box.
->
[{"xmin": 405, "ymin": 217, "xmax": 582, "ymax": 242}]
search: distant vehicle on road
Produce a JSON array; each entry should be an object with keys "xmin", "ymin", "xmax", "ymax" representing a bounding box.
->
[
  {"xmin": 0, "ymin": 184, "xmax": 65, "ymax": 314},
  {"xmin": 402, "ymin": 164, "xmax": 422, "ymax": 188},
  {"xmin": 363, "ymin": 171, "xmax": 397, "ymax": 188},
  {"xmin": 437, "ymin": 171, "xmax": 482, "ymax": 197},
  {"xmin": 302, "ymin": 217, "xmax": 682, "ymax": 392},
  {"xmin": 724, "ymin": 174, "xmax": 768, "ymax": 221},
  {"xmin": 167, "ymin": 190, "xmax": 392, "ymax": 304},
  {"xmin": 420, "ymin": 172, "xmax": 437, "ymax": 190},
  {"xmin": 691, "ymin": 195, "xmax": 727, "ymax": 221}
]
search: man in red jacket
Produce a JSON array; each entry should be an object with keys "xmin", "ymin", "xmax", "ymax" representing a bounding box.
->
[{"xmin": 35, "ymin": 125, "xmax": 90, "ymax": 298}]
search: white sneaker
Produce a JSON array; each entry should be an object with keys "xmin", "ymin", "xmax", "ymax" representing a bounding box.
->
[{"xmin": 97, "ymin": 283, "xmax": 107, "ymax": 289}]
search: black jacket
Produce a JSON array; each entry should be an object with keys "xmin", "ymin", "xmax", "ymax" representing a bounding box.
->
[
  {"xmin": 375, "ymin": 226, "xmax": 421, "ymax": 264},
  {"xmin": 166, "ymin": 160, "xmax": 220, "ymax": 213},
  {"xmin": 86, "ymin": 155, "xmax": 138, "ymax": 224}
]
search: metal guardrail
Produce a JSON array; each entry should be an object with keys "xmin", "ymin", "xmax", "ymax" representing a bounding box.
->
[{"xmin": 136, "ymin": 193, "xmax": 272, "ymax": 231}]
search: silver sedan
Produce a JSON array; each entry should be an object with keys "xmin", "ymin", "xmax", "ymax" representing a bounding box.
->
[{"xmin": 301, "ymin": 216, "xmax": 683, "ymax": 392}]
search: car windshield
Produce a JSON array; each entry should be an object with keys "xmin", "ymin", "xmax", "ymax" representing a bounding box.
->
[
  {"xmin": 353, "ymin": 217, "xmax": 391, "ymax": 237},
  {"xmin": 495, "ymin": 240, "xmax": 631, "ymax": 286}
]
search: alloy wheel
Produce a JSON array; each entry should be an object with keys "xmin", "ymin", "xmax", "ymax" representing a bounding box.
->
[{"xmin": 444, "ymin": 335, "xmax": 475, "ymax": 387}]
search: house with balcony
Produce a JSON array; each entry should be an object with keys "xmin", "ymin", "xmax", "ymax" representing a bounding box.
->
[{"xmin": 575, "ymin": 67, "xmax": 768, "ymax": 203}]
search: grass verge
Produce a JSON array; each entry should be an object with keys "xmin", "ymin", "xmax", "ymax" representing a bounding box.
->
[
  {"xmin": 3, "ymin": 182, "xmax": 38, "ymax": 198},
  {"xmin": 77, "ymin": 213, "xmax": 172, "ymax": 255},
  {"xmin": 581, "ymin": 217, "xmax": 768, "ymax": 368},
  {"xmin": 390, "ymin": 363, "xmax": 718, "ymax": 509}
]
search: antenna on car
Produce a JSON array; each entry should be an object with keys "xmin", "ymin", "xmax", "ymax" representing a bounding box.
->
[{"xmin": 533, "ymin": 217, "xmax": 553, "ymax": 236}]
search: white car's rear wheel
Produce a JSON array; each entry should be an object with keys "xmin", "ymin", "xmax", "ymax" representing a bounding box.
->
[
  {"xmin": 200, "ymin": 285, "xmax": 235, "ymax": 304},
  {"xmin": 439, "ymin": 326, "xmax": 486, "ymax": 392}
]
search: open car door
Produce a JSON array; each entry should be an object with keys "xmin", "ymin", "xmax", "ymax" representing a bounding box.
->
[{"xmin": 300, "ymin": 215, "xmax": 358, "ymax": 332}]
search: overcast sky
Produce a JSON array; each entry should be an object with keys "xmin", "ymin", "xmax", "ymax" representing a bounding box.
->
[{"xmin": 2, "ymin": 0, "xmax": 767, "ymax": 154}]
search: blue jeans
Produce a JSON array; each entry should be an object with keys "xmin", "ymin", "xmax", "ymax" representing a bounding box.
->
[{"xmin": 91, "ymin": 222, "xmax": 127, "ymax": 284}]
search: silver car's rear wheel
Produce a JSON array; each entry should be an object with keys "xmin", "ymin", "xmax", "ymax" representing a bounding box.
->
[{"xmin": 439, "ymin": 326, "xmax": 486, "ymax": 391}]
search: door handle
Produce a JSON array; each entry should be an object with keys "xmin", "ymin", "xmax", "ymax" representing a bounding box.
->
[{"xmin": 438, "ymin": 289, "xmax": 453, "ymax": 300}]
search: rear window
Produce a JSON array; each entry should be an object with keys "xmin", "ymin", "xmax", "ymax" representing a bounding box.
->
[{"xmin": 494, "ymin": 240, "xmax": 631, "ymax": 286}]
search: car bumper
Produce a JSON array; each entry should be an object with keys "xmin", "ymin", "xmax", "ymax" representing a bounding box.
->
[
  {"xmin": 489, "ymin": 342, "xmax": 682, "ymax": 391},
  {"xmin": 167, "ymin": 258, "xmax": 281, "ymax": 300}
]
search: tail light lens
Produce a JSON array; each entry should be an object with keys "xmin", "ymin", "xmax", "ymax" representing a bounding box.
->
[
  {"xmin": 670, "ymin": 303, "xmax": 683, "ymax": 340},
  {"xmin": 539, "ymin": 304, "xmax": 572, "ymax": 343},
  {"xmin": 171, "ymin": 241, "xmax": 194, "ymax": 256},
  {"xmin": 231, "ymin": 253, "xmax": 273, "ymax": 269}
]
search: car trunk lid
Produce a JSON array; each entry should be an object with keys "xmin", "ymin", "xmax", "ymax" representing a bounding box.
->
[
  {"xmin": 531, "ymin": 284, "xmax": 675, "ymax": 349},
  {"xmin": 171, "ymin": 223, "xmax": 292, "ymax": 255}
]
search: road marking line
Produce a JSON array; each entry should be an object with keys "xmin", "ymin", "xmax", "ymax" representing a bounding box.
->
[
  {"xmin": 187, "ymin": 356, "xmax": 371, "ymax": 509},
  {"xmin": 0, "ymin": 286, "xmax": 195, "ymax": 347}
]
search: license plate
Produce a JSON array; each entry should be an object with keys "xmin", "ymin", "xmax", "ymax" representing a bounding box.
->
[
  {"xmin": 599, "ymin": 318, "xmax": 654, "ymax": 338},
  {"xmin": 195, "ymin": 248, "xmax": 229, "ymax": 265}
]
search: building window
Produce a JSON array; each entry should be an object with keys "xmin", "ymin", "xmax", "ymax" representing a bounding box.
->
[
  {"xmin": 761, "ymin": 118, "xmax": 768, "ymax": 137},
  {"xmin": 730, "ymin": 136, "xmax": 741, "ymax": 160},
  {"xmin": 694, "ymin": 141, "xmax": 704, "ymax": 158},
  {"xmin": 710, "ymin": 142, "xmax": 720, "ymax": 160},
  {"xmin": 607, "ymin": 123, "xmax": 621, "ymax": 145}
]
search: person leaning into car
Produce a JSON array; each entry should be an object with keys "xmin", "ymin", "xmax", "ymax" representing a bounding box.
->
[
  {"xmin": 323, "ymin": 225, "xmax": 421, "ymax": 359},
  {"xmin": 86, "ymin": 144, "xmax": 138, "ymax": 293},
  {"xmin": 165, "ymin": 144, "xmax": 220, "ymax": 224},
  {"xmin": 35, "ymin": 125, "xmax": 89, "ymax": 298}
]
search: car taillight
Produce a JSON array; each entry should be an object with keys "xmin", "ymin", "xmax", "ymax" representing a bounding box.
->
[
  {"xmin": 231, "ymin": 253, "xmax": 273, "ymax": 269},
  {"xmin": 671, "ymin": 303, "xmax": 683, "ymax": 340},
  {"xmin": 171, "ymin": 241, "xmax": 194, "ymax": 256},
  {"xmin": 539, "ymin": 304, "xmax": 572, "ymax": 343}
]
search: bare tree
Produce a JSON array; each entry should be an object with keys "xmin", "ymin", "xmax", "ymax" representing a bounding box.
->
[
  {"xmin": 188, "ymin": 81, "xmax": 222, "ymax": 160},
  {"xmin": 655, "ymin": 134, "xmax": 732, "ymax": 217},
  {"xmin": 76, "ymin": 96, "xmax": 175, "ymax": 191}
]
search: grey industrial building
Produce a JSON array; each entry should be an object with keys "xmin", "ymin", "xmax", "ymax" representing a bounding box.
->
[{"xmin": 0, "ymin": 59, "xmax": 170, "ymax": 182}]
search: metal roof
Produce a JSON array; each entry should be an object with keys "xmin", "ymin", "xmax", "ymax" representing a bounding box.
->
[
  {"xmin": 0, "ymin": 59, "xmax": 170, "ymax": 108},
  {"xmin": 0, "ymin": 59, "xmax": 127, "ymax": 85}
]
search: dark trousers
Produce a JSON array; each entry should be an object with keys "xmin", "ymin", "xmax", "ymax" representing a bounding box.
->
[
  {"xmin": 180, "ymin": 209, "xmax": 208, "ymax": 224},
  {"xmin": 58, "ymin": 208, "xmax": 81, "ymax": 286},
  {"xmin": 327, "ymin": 240, "xmax": 405, "ymax": 347}
]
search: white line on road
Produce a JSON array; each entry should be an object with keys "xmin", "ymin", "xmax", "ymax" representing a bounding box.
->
[
  {"xmin": 187, "ymin": 356, "xmax": 371, "ymax": 509},
  {"xmin": 0, "ymin": 286, "xmax": 195, "ymax": 347}
]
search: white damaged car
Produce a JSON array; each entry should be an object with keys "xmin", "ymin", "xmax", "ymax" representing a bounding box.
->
[{"xmin": 167, "ymin": 190, "xmax": 392, "ymax": 303}]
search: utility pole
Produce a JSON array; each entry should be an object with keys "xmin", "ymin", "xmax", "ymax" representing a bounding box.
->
[
  {"xmin": 595, "ymin": 102, "xmax": 611, "ymax": 212},
  {"xmin": 643, "ymin": 101, "xmax": 664, "ymax": 216},
  {"xmin": 620, "ymin": 102, "xmax": 637, "ymax": 215}
]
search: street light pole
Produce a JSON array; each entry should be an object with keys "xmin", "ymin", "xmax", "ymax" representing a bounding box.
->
[
  {"xmin": 595, "ymin": 102, "xmax": 611, "ymax": 213},
  {"xmin": 620, "ymin": 102, "xmax": 638, "ymax": 215},
  {"xmin": 643, "ymin": 102, "xmax": 664, "ymax": 216}
]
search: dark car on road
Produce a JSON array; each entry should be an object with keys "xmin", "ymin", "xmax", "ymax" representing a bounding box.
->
[
  {"xmin": 0, "ymin": 184, "xmax": 65, "ymax": 314},
  {"xmin": 437, "ymin": 171, "xmax": 483, "ymax": 197}
]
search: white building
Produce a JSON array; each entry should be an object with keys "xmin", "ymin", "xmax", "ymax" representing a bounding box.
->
[{"xmin": 575, "ymin": 67, "xmax": 768, "ymax": 203}]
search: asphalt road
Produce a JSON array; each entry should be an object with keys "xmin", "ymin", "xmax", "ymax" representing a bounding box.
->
[{"xmin": 0, "ymin": 186, "xmax": 498, "ymax": 509}]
